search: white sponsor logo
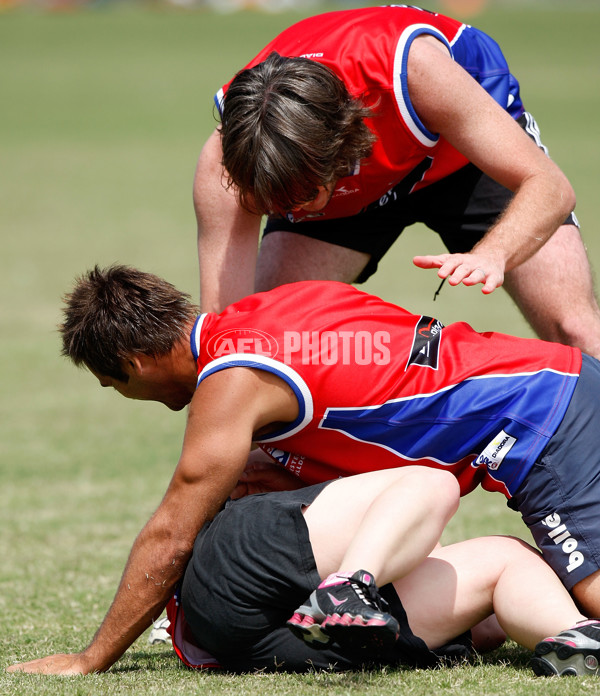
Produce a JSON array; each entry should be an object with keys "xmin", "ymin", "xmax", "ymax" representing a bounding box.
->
[
  {"xmin": 475, "ymin": 430, "xmax": 516, "ymax": 471},
  {"xmin": 299, "ymin": 52, "xmax": 324, "ymax": 59},
  {"xmin": 262, "ymin": 447, "xmax": 305, "ymax": 475},
  {"xmin": 378, "ymin": 188, "xmax": 399, "ymax": 207},
  {"xmin": 283, "ymin": 330, "xmax": 391, "ymax": 366},
  {"xmin": 266, "ymin": 448, "xmax": 290, "ymax": 466},
  {"xmin": 542, "ymin": 512, "xmax": 585, "ymax": 574},
  {"xmin": 333, "ymin": 185, "xmax": 360, "ymax": 197},
  {"xmin": 206, "ymin": 329, "xmax": 278, "ymax": 359},
  {"xmin": 208, "ymin": 329, "xmax": 391, "ymax": 366}
]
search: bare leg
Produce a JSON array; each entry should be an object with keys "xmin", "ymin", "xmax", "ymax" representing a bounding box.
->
[
  {"xmin": 396, "ymin": 536, "xmax": 586, "ymax": 651},
  {"xmin": 303, "ymin": 467, "xmax": 460, "ymax": 586},
  {"xmin": 471, "ymin": 614, "xmax": 507, "ymax": 653},
  {"xmin": 572, "ymin": 568, "xmax": 600, "ymax": 618},
  {"xmin": 302, "ymin": 473, "xmax": 585, "ymax": 653},
  {"xmin": 504, "ymin": 224, "xmax": 600, "ymax": 359},
  {"xmin": 255, "ymin": 231, "xmax": 370, "ymax": 291}
]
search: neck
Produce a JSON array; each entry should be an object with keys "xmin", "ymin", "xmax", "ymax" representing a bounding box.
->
[{"xmin": 169, "ymin": 327, "xmax": 199, "ymax": 399}]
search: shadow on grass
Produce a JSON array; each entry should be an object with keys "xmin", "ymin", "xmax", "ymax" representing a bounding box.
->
[
  {"xmin": 108, "ymin": 648, "xmax": 176, "ymax": 673},
  {"xmin": 478, "ymin": 642, "xmax": 533, "ymax": 672},
  {"xmin": 111, "ymin": 642, "xmax": 534, "ymax": 676}
]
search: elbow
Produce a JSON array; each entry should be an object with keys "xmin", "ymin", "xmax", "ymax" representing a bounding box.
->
[
  {"xmin": 140, "ymin": 519, "xmax": 197, "ymax": 578},
  {"xmin": 565, "ymin": 184, "xmax": 576, "ymax": 219},
  {"xmin": 162, "ymin": 525, "xmax": 197, "ymax": 570},
  {"xmin": 556, "ymin": 171, "xmax": 576, "ymax": 220}
]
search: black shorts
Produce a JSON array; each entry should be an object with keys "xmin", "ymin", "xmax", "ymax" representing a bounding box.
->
[
  {"xmin": 263, "ymin": 112, "xmax": 578, "ymax": 283},
  {"xmin": 180, "ymin": 483, "xmax": 446, "ymax": 672}
]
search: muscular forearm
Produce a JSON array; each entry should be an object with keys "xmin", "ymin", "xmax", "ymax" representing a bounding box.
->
[
  {"xmin": 194, "ymin": 130, "xmax": 262, "ymax": 313},
  {"xmin": 472, "ymin": 165, "xmax": 575, "ymax": 273},
  {"xmin": 80, "ymin": 519, "xmax": 190, "ymax": 672},
  {"xmin": 408, "ymin": 36, "xmax": 577, "ymax": 291},
  {"xmin": 7, "ymin": 514, "xmax": 194, "ymax": 676},
  {"xmin": 8, "ymin": 378, "xmax": 275, "ymax": 676}
]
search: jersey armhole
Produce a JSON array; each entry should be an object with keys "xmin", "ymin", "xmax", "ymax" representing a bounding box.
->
[
  {"xmin": 197, "ymin": 354, "xmax": 314, "ymax": 441},
  {"xmin": 393, "ymin": 24, "xmax": 454, "ymax": 147},
  {"xmin": 214, "ymin": 87, "xmax": 225, "ymax": 118}
]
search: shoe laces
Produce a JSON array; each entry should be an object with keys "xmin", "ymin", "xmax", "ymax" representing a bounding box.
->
[{"xmin": 349, "ymin": 577, "xmax": 389, "ymax": 613}]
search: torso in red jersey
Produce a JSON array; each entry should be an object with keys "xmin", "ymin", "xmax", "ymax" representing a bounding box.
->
[
  {"xmin": 215, "ymin": 6, "xmax": 524, "ymax": 221},
  {"xmin": 191, "ymin": 282, "xmax": 580, "ymax": 498}
]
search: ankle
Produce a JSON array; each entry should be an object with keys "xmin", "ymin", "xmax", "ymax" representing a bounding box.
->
[{"xmin": 318, "ymin": 569, "xmax": 375, "ymax": 589}]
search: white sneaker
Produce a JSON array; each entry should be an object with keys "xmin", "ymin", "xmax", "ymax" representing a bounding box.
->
[{"xmin": 148, "ymin": 616, "xmax": 171, "ymax": 645}]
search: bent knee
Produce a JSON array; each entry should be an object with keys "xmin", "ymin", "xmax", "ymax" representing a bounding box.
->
[
  {"xmin": 573, "ymin": 570, "xmax": 600, "ymax": 618},
  {"xmin": 418, "ymin": 468, "xmax": 461, "ymax": 519}
]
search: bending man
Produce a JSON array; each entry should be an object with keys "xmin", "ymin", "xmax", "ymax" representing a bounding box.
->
[{"xmin": 195, "ymin": 5, "xmax": 600, "ymax": 357}]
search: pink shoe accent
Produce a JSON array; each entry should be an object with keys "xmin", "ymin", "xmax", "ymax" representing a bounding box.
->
[
  {"xmin": 318, "ymin": 572, "xmax": 354, "ymax": 588},
  {"xmin": 350, "ymin": 615, "xmax": 366, "ymax": 626},
  {"xmin": 323, "ymin": 614, "xmax": 352, "ymax": 628},
  {"xmin": 288, "ymin": 612, "xmax": 315, "ymax": 627},
  {"xmin": 327, "ymin": 592, "xmax": 349, "ymax": 607}
]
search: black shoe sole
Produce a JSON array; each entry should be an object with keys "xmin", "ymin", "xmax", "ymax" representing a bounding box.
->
[
  {"xmin": 286, "ymin": 620, "xmax": 332, "ymax": 649},
  {"xmin": 531, "ymin": 640, "xmax": 600, "ymax": 677},
  {"xmin": 323, "ymin": 621, "xmax": 399, "ymax": 653}
]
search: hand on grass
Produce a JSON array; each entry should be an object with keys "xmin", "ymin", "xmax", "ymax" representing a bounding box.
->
[
  {"xmin": 7, "ymin": 652, "xmax": 93, "ymax": 675},
  {"xmin": 413, "ymin": 252, "xmax": 505, "ymax": 294}
]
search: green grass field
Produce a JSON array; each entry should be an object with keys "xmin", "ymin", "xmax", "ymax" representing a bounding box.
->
[{"xmin": 1, "ymin": 2, "xmax": 600, "ymax": 694}]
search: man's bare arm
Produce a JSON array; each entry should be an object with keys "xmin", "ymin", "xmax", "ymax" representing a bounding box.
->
[
  {"xmin": 409, "ymin": 36, "xmax": 575, "ymax": 293},
  {"xmin": 195, "ymin": 129, "xmax": 263, "ymax": 313},
  {"xmin": 8, "ymin": 367, "xmax": 297, "ymax": 675}
]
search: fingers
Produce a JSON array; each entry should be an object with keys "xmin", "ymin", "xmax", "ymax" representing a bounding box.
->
[
  {"xmin": 413, "ymin": 254, "xmax": 448, "ymax": 270},
  {"xmin": 229, "ymin": 482, "xmax": 248, "ymax": 500},
  {"xmin": 457, "ymin": 266, "xmax": 503, "ymax": 293},
  {"xmin": 448, "ymin": 265, "xmax": 485, "ymax": 287},
  {"xmin": 6, "ymin": 654, "xmax": 85, "ymax": 675},
  {"xmin": 413, "ymin": 254, "xmax": 504, "ymax": 293}
]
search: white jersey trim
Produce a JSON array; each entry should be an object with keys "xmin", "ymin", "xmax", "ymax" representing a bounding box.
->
[
  {"xmin": 393, "ymin": 23, "xmax": 455, "ymax": 148},
  {"xmin": 197, "ymin": 354, "xmax": 314, "ymax": 441},
  {"xmin": 522, "ymin": 111, "xmax": 549, "ymax": 155},
  {"xmin": 214, "ymin": 87, "xmax": 225, "ymax": 117},
  {"xmin": 191, "ymin": 314, "xmax": 208, "ymax": 361}
]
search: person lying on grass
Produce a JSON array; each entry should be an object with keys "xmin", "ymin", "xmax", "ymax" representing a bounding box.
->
[{"xmin": 169, "ymin": 466, "xmax": 597, "ymax": 677}]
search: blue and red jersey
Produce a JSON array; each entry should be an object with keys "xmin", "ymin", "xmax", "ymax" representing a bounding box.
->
[
  {"xmin": 215, "ymin": 5, "xmax": 524, "ymax": 220},
  {"xmin": 191, "ymin": 281, "xmax": 581, "ymax": 498}
]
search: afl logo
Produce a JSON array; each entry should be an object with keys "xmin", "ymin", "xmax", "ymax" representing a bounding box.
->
[{"xmin": 206, "ymin": 328, "xmax": 279, "ymax": 360}]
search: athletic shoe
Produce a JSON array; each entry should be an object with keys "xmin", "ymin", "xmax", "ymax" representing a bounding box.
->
[
  {"xmin": 531, "ymin": 619, "xmax": 600, "ymax": 677},
  {"xmin": 287, "ymin": 569, "xmax": 400, "ymax": 651},
  {"xmin": 148, "ymin": 616, "xmax": 171, "ymax": 645}
]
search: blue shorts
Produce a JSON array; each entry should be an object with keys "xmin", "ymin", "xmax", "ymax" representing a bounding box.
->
[{"xmin": 508, "ymin": 354, "xmax": 600, "ymax": 590}]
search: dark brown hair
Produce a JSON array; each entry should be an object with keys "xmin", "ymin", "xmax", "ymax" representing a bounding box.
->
[
  {"xmin": 220, "ymin": 52, "xmax": 375, "ymax": 215},
  {"xmin": 60, "ymin": 265, "xmax": 198, "ymax": 381}
]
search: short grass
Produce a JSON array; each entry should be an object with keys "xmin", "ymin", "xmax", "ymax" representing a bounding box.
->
[{"xmin": 1, "ymin": 2, "xmax": 600, "ymax": 694}]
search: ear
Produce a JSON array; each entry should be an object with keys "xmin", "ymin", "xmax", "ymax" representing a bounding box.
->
[{"xmin": 125, "ymin": 353, "xmax": 155, "ymax": 377}]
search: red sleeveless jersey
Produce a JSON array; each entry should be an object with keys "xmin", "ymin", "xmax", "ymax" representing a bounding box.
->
[
  {"xmin": 216, "ymin": 6, "xmax": 523, "ymax": 220},
  {"xmin": 192, "ymin": 282, "xmax": 580, "ymax": 498}
]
